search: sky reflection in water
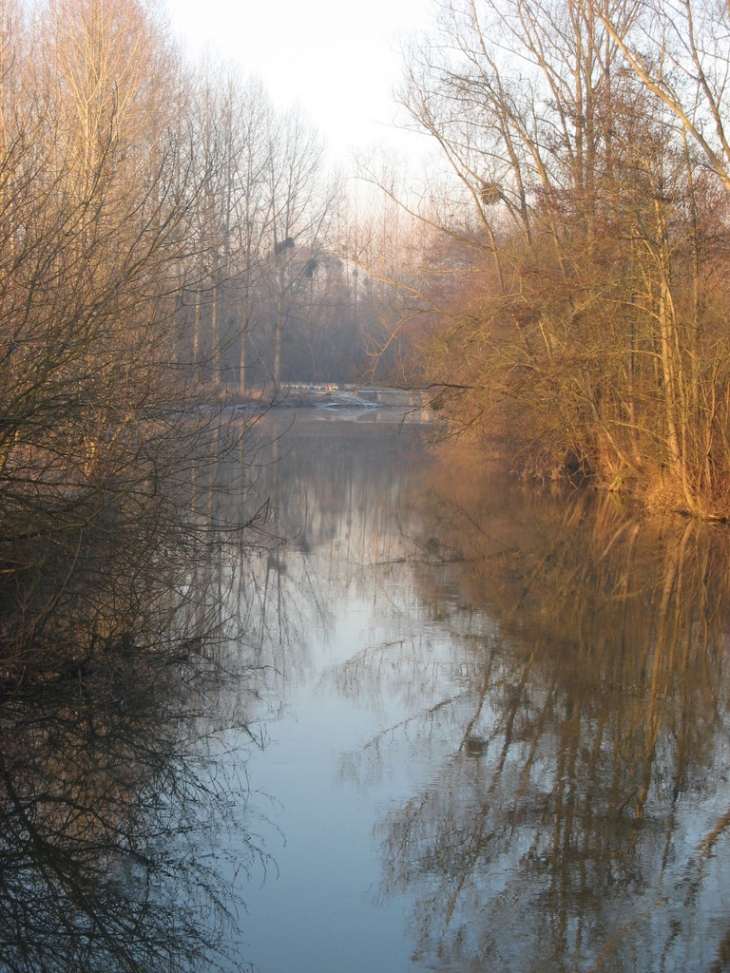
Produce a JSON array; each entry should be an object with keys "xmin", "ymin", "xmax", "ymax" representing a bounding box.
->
[{"xmin": 223, "ymin": 412, "xmax": 730, "ymax": 973}]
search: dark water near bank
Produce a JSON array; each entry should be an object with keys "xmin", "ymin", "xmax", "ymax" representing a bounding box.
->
[{"xmin": 4, "ymin": 409, "xmax": 730, "ymax": 972}]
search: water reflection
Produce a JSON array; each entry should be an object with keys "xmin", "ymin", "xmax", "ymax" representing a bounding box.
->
[
  {"xmin": 233, "ymin": 418, "xmax": 730, "ymax": 973},
  {"xmin": 219, "ymin": 415, "xmax": 436, "ymax": 692},
  {"xmin": 0, "ymin": 455, "xmax": 266, "ymax": 973},
  {"xmin": 0, "ymin": 651, "xmax": 254, "ymax": 973},
  {"xmin": 370, "ymin": 448, "xmax": 730, "ymax": 973}
]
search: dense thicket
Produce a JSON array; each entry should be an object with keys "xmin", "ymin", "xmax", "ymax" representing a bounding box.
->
[
  {"xmin": 0, "ymin": 0, "xmax": 319, "ymax": 673},
  {"xmin": 393, "ymin": 0, "xmax": 730, "ymax": 518},
  {"xmin": 0, "ymin": 0, "xmax": 393, "ymax": 645}
]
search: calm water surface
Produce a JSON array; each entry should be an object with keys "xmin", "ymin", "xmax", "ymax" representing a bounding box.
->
[
  {"xmin": 6, "ymin": 408, "xmax": 729, "ymax": 972},
  {"xmin": 215, "ymin": 411, "xmax": 730, "ymax": 973}
]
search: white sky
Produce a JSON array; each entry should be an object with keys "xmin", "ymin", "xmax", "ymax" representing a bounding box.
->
[{"xmin": 164, "ymin": 0, "xmax": 437, "ymax": 166}]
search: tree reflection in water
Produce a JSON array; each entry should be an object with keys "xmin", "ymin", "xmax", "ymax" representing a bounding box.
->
[
  {"xmin": 166, "ymin": 415, "xmax": 730, "ymax": 973},
  {"xmin": 332, "ymin": 444, "xmax": 730, "ymax": 973},
  {"xmin": 0, "ymin": 427, "xmax": 270, "ymax": 973},
  {"xmin": 0, "ymin": 650, "xmax": 260, "ymax": 973}
]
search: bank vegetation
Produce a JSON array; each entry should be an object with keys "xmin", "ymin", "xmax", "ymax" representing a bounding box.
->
[
  {"xmin": 374, "ymin": 0, "xmax": 730, "ymax": 519},
  {"xmin": 0, "ymin": 0, "xmax": 263, "ymax": 676}
]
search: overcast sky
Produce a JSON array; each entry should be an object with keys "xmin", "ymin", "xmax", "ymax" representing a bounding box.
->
[{"xmin": 165, "ymin": 0, "xmax": 437, "ymax": 165}]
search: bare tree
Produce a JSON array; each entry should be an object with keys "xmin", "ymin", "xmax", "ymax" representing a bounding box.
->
[
  {"xmin": 254, "ymin": 107, "xmax": 339, "ymax": 386},
  {"xmin": 381, "ymin": 0, "xmax": 730, "ymax": 516},
  {"xmin": 0, "ymin": 0, "xmax": 216, "ymax": 581}
]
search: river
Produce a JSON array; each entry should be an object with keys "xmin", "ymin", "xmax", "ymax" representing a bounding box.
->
[
  {"xmin": 214, "ymin": 407, "xmax": 730, "ymax": 973},
  {"xmin": 3, "ymin": 405, "xmax": 730, "ymax": 972}
]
